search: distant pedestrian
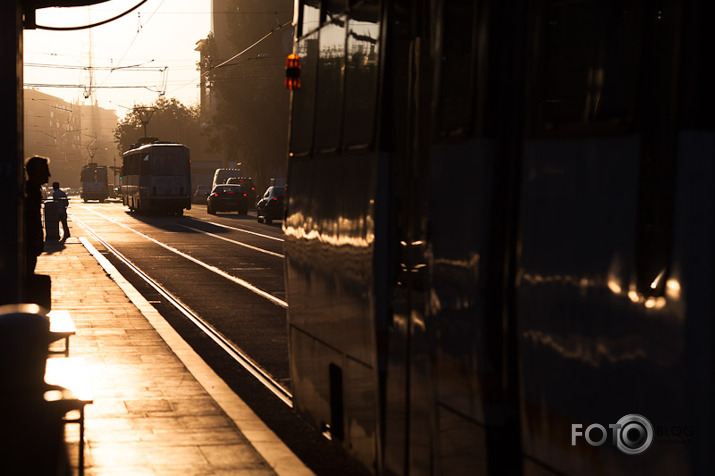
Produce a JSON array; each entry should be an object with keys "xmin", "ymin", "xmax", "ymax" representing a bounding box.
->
[
  {"xmin": 24, "ymin": 156, "xmax": 50, "ymax": 274},
  {"xmin": 52, "ymin": 181, "xmax": 70, "ymax": 241}
]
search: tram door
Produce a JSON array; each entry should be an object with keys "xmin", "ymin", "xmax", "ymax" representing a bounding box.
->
[
  {"xmin": 382, "ymin": 1, "xmax": 524, "ymax": 474},
  {"xmin": 380, "ymin": 0, "xmax": 432, "ymax": 472},
  {"xmin": 516, "ymin": 2, "xmax": 689, "ymax": 474}
]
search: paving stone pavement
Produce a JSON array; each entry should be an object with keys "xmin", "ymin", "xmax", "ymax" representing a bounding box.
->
[{"xmin": 34, "ymin": 218, "xmax": 307, "ymax": 475}]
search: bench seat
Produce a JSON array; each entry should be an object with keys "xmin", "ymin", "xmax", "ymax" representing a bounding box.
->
[
  {"xmin": 48, "ymin": 310, "xmax": 76, "ymax": 356},
  {"xmin": 45, "ymin": 357, "xmax": 93, "ymax": 475}
]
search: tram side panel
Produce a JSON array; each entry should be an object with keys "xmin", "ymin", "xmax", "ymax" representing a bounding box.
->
[
  {"xmin": 284, "ymin": 1, "xmax": 715, "ymax": 475},
  {"xmin": 419, "ymin": 0, "xmax": 526, "ymax": 472},
  {"xmin": 80, "ymin": 164, "xmax": 109, "ymax": 202},
  {"xmin": 285, "ymin": 4, "xmax": 383, "ymax": 470},
  {"xmin": 120, "ymin": 145, "xmax": 191, "ymax": 214},
  {"xmin": 285, "ymin": 154, "xmax": 381, "ymax": 469},
  {"xmin": 516, "ymin": 1, "xmax": 711, "ymax": 474},
  {"xmin": 674, "ymin": 1, "xmax": 715, "ymax": 469}
]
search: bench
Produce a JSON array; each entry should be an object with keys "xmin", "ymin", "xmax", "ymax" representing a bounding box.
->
[
  {"xmin": 44, "ymin": 357, "xmax": 94, "ymax": 476},
  {"xmin": 0, "ymin": 303, "xmax": 88, "ymax": 473},
  {"xmin": 48, "ymin": 310, "xmax": 76, "ymax": 356}
]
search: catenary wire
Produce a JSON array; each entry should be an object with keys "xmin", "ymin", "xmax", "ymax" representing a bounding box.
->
[{"xmin": 34, "ymin": 0, "xmax": 150, "ymax": 31}]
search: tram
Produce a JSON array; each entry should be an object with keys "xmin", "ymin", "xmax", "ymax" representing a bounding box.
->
[
  {"xmin": 283, "ymin": 0, "xmax": 714, "ymax": 474},
  {"xmin": 120, "ymin": 142, "xmax": 191, "ymax": 215},
  {"xmin": 80, "ymin": 162, "xmax": 108, "ymax": 202}
]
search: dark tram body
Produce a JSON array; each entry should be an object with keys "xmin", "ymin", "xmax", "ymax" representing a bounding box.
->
[
  {"xmin": 283, "ymin": 0, "xmax": 714, "ymax": 474},
  {"xmin": 80, "ymin": 162, "xmax": 109, "ymax": 202},
  {"xmin": 120, "ymin": 142, "xmax": 192, "ymax": 215}
]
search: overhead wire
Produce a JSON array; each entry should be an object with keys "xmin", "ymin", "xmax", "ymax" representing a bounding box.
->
[
  {"xmin": 29, "ymin": 4, "xmax": 294, "ymax": 107},
  {"xmin": 92, "ymin": 0, "xmax": 167, "ymax": 100},
  {"xmin": 165, "ymin": 17, "xmax": 293, "ymax": 98},
  {"xmin": 110, "ymin": 0, "xmax": 166, "ymax": 71},
  {"xmin": 25, "ymin": 61, "xmax": 162, "ymax": 71},
  {"xmin": 34, "ymin": 0, "xmax": 150, "ymax": 31}
]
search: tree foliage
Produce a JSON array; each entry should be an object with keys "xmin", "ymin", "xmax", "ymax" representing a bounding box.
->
[
  {"xmin": 113, "ymin": 97, "xmax": 207, "ymax": 157},
  {"xmin": 199, "ymin": 0, "xmax": 291, "ymax": 188}
]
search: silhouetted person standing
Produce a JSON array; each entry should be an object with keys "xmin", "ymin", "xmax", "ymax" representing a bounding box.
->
[
  {"xmin": 24, "ymin": 156, "xmax": 50, "ymax": 274},
  {"xmin": 52, "ymin": 181, "xmax": 70, "ymax": 241}
]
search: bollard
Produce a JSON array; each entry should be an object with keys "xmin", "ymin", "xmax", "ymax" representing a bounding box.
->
[{"xmin": 43, "ymin": 201, "xmax": 60, "ymax": 241}]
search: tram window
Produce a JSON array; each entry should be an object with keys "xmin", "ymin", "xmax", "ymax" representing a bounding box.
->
[
  {"xmin": 343, "ymin": 6, "xmax": 380, "ymax": 148},
  {"xmin": 437, "ymin": 1, "xmax": 477, "ymax": 137},
  {"xmin": 152, "ymin": 157, "xmax": 182, "ymax": 176},
  {"xmin": 314, "ymin": 16, "xmax": 346, "ymax": 152},
  {"xmin": 290, "ymin": 33, "xmax": 319, "ymax": 155},
  {"xmin": 535, "ymin": 0, "xmax": 640, "ymax": 134},
  {"xmin": 123, "ymin": 154, "xmax": 139, "ymax": 176},
  {"xmin": 140, "ymin": 154, "xmax": 150, "ymax": 175},
  {"xmin": 301, "ymin": 0, "xmax": 321, "ymax": 37}
]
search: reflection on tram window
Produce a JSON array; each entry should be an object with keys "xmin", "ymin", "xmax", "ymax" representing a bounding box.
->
[
  {"xmin": 325, "ymin": 0, "xmax": 347, "ymax": 16},
  {"xmin": 437, "ymin": 1, "xmax": 477, "ymax": 137},
  {"xmin": 290, "ymin": 33, "xmax": 319, "ymax": 155},
  {"xmin": 314, "ymin": 18, "xmax": 347, "ymax": 152},
  {"xmin": 537, "ymin": 0, "xmax": 640, "ymax": 133},
  {"xmin": 343, "ymin": 8, "xmax": 379, "ymax": 148},
  {"xmin": 301, "ymin": 0, "xmax": 321, "ymax": 37}
]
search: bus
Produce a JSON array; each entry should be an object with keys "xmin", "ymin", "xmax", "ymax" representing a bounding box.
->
[
  {"xmin": 283, "ymin": 1, "xmax": 715, "ymax": 475},
  {"xmin": 121, "ymin": 142, "xmax": 191, "ymax": 215},
  {"xmin": 80, "ymin": 162, "xmax": 108, "ymax": 202}
]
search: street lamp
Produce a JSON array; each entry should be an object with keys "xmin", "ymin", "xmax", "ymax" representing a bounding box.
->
[{"xmin": 135, "ymin": 106, "xmax": 155, "ymax": 137}]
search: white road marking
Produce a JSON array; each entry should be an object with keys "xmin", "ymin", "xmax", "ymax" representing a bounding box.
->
[
  {"xmin": 177, "ymin": 223, "xmax": 284, "ymax": 258},
  {"xmin": 189, "ymin": 217, "xmax": 284, "ymax": 242}
]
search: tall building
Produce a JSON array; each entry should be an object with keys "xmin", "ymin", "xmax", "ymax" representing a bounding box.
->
[
  {"xmin": 200, "ymin": 0, "xmax": 294, "ymax": 190},
  {"xmin": 24, "ymin": 89, "xmax": 118, "ymax": 188}
]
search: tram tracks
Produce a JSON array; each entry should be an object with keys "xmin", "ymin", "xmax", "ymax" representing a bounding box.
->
[
  {"xmin": 71, "ymin": 211, "xmax": 293, "ymax": 408},
  {"xmin": 78, "ymin": 206, "xmax": 288, "ymax": 307}
]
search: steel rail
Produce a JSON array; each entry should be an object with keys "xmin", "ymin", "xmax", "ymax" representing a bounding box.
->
[
  {"xmin": 79, "ymin": 206, "xmax": 288, "ymax": 308},
  {"xmin": 72, "ymin": 214, "xmax": 293, "ymax": 408}
]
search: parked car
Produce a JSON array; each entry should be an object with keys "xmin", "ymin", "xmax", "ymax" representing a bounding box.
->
[
  {"xmin": 256, "ymin": 185, "xmax": 286, "ymax": 224},
  {"xmin": 226, "ymin": 177, "xmax": 256, "ymax": 205},
  {"xmin": 206, "ymin": 184, "xmax": 248, "ymax": 215},
  {"xmin": 192, "ymin": 185, "xmax": 211, "ymax": 204}
]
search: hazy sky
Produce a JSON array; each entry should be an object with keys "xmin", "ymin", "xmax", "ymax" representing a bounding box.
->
[{"xmin": 24, "ymin": 0, "xmax": 212, "ymax": 118}]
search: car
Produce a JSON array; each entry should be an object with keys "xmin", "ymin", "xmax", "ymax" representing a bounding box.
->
[
  {"xmin": 256, "ymin": 185, "xmax": 286, "ymax": 224},
  {"xmin": 226, "ymin": 176, "xmax": 256, "ymax": 205},
  {"xmin": 192, "ymin": 185, "xmax": 211, "ymax": 204},
  {"xmin": 206, "ymin": 184, "xmax": 248, "ymax": 215}
]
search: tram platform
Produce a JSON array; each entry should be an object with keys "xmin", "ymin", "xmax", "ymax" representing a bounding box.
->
[{"xmin": 34, "ymin": 219, "xmax": 312, "ymax": 475}]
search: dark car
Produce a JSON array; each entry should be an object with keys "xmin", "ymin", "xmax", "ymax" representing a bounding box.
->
[
  {"xmin": 256, "ymin": 185, "xmax": 286, "ymax": 224},
  {"xmin": 226, "ymin": 176, "xmax": 256, "ymax": 205},
  {"xmin": 206, "ymin": 184, "xmax": 248, "ymax": 215}
]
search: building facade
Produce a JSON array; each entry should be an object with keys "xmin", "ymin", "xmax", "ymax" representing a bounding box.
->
[
  {"xmin": 199, "ymin": 0, "xmax": 294, "ymax": 191},
  {"xmin": 24, "ymin": 89, "xmax": 118, "ymax": 188}
]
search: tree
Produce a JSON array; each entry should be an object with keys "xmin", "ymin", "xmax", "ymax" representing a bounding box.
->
[
  {"xmin": 113, "ymin": 97, "xmax": 207, "ymax": 157},
  {"xmin": 199, "ymin": 0, "xmax": 292, "ymax": 189}
]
